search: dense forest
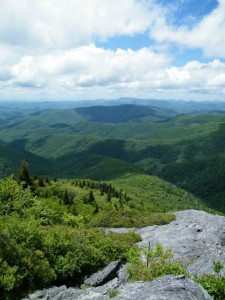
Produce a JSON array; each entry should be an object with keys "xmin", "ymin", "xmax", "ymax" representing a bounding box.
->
[
  {"xmin": 1, "ymin": 100, "xmax": 225, "ymax": 211},
  {"xmin": 1, "ymin": 99, "xmax": 225, "ymax": 299}
]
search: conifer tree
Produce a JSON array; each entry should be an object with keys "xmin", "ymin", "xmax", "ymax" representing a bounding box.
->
[
  {"xmin": 38, "ymin": 177, "xmax": 45, "ymax": 187},
  {"xmin": 18, "ymin": 160, "xmax": 31, "ymax": 188},
  {"xmin": 107, "ymin": 190, "xmax": 111, "ymax": 202},
  {"xmin": 63, "ymin": 189, "xmax": 71, "ymax": 205},
  {"xmin": 88, "ymin": 190, "xmax": 95, "ymax": 204}
]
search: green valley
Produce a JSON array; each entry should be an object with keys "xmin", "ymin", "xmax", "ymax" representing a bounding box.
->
[
  {"xmin": 1, "ymin": 99, "xmax": 225, "ymax": 299},
  {"xmin": 1, "ymin": 100, "xmax": 225, "ymax": 213}
]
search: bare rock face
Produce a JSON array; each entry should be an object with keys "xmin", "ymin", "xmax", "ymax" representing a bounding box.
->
[
  {"xmin": 136, "ymin": 210, "xmax": 225, "ymax": 276},
  {"xmin": 113, "ymin": 275, "xmax": 213, "ymax": 300},
  {"xmin": 23, "ymin": 210, "xmax": 225, "ymax": 300},
  {"xmin": 84, "ymin": 260, "xmax": 121, "ymax": 287},
  {"xmin": 22, "ymin": 275, "xmax": 212, "ymax": 300}
]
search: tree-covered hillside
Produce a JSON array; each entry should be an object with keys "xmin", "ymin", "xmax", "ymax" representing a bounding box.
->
[
  {"xmin": 1, "ymin": 102, "xmax": 225, "ymax": 212},
  {"xmin": 3, "ymin": 170, "xmax": 207, "ymax": 299}
]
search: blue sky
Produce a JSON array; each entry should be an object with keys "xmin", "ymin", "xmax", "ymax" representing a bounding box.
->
[{"xmin": 0, "ymin": 0, "xmax": 225, "ymax": 101}]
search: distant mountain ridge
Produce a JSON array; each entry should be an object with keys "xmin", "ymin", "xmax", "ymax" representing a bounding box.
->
[
  {"xmin": 1, "ymin": 101, "xmax": 225, "ymax": 212},
  {"xmin": 75, "ymin": 104, "xmax": 174, "ymax": 123}
]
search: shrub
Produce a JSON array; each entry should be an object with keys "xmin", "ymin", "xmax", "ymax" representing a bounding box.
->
[
  {"xmin": 127, "ymin": 243, "xmax": 188, "ymax": 281},
  {"xmin": 194, "ymin": 261, "xmax": 225, "ymax": 300}
]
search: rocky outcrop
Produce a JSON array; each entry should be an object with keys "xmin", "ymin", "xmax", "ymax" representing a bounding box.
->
[
  {"xmin": 136, "ymin": 210, "xmax": 225, "ymax": 276},
  {"xmin": 22, "ymin": 275, "xmax": 213, "ymax": 300},
  {"xmin": 23, "ymin": 210, "xmax": 225, "ymax": 300},
  {"xmin": 112, "ymin": 275, "xmax": 213, "ymax": 300},
  {"xmin": 106, "ymin": 210, "xmax": 225, "ymax": 276}
]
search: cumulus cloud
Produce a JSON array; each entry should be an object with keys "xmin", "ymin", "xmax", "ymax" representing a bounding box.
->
[
  {"xmin": 10, "ymin": 45, "xmax": 169, "ymax": 87},
  {"xmin": 0, "ymin": 0, "xmax": 225, "ymax": 100},
  {"xmin": 0, "ymin": 0, "xmax": 157, "ymax": 49},
  {"xmin": 4, "ymin": 45, "xmax": 225, "ymax": 100},
  {"xmin": 151, "ymin": 0, "xmax": 225, "ymax": 57}
]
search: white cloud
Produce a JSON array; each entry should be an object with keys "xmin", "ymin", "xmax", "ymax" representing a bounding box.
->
[
  {"xmin": 0, "ymin": 0, "xmax": 225, "ymax": 101},
  {"xmin": 2, "ymin": 45, "xmax": 224, "ymax": 100},
  {"xmin": 151, "ymin": 0, "xmax": 225, "ymax": 57},
  {"xmin": 10, "ymin": 45, "xmax": 169, "ymax": 87},
  {"xmin": 0, "ymin": 0, "xmax": 156, "ymax": 50}
]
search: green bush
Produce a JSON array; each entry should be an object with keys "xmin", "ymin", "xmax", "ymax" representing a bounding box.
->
[
  {"xmin": 127, "ymin": 243, "xmax": 188, "ymax": 281},
  {"xmin": 0, "ymin": 177, "xmax": 35, "ymax": 216},
  {"xmin": 127, "ymin": 243, "xmax": 225, "ymax": 300},
  {"xmin": 194, "ymin": 261, "xmax": 225, "ymax": 300},
  {"xmin": 0, "ymin": 214, "xmax": 140, "ymax": 298},
  {"xmin": 89, "ymin": 210, "xmax": 175, "ymax": 228},
  {"xmin": 194, "ymin": 274, "xmax": 225, "ymax": 300}
]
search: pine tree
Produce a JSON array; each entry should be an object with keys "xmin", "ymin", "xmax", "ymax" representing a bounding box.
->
[
  {"xmin": 18, "ymin": 160, "xmax": 31, "ymax": 188},
  {"xmin": 107, "ymin": 190, "xmax": 111, "ymax": 202},
  {"xmin": 88, "ymin": 190, "xmax": 95, "ymax": 204},
  {"xmin": 94, "ymin": 202, "xmax": 99, "ymax": 214},
  {"xmin": 63, "ymin": 189, "xmax": 71, "ymax": 205},
  {"xmin": 38, "ymin": 177, "xmax": 45, "ymax": 187}
]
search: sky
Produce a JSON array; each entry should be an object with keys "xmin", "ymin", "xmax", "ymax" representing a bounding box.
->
[{"xmin": 1, "ymin": 0, "xmax": 225, "ymax": 102}]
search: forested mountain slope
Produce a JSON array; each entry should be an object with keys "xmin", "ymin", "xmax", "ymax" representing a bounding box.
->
[{"xmin": 1, "ymin": 102, "xmax": 225, "ymax": 212}]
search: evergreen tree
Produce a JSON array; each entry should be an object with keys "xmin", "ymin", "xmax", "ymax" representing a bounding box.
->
[
  {"xmin": 94, "ymin": 202, "xmax": 99, "ymax": 214},
  {"xmin": 88, "ymin": 190, "xmax": 95, "ymax": 204},
  {"xmin": 63, "ymin": 189, "xmax": 72, "ymax": 205},
  {"xmin": 107, "ymin": 190, "xmax": 111, "ymax": 202},
  {"xmin": 38, "ymin": 177, "xmax": 45, "ymax": 187},
  {"xmin": 18, "ymin": 160, "xmax": 31, "ymax": 188}
]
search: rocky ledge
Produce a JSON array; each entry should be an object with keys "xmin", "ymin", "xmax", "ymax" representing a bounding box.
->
[
  {"xmin": 108, "ymin": 209, "xmax": 225, "ymax": 276},
  {"xmin": 23, "ymin": 210, "xmax": 225, "ymax": 300},
  {"xmin": 22, "ymin": 275, "xmax": 212, "ymax": 300},
  {"xmin": 136, "ymin": 210, "xmax": 225, "ymax": 276}
]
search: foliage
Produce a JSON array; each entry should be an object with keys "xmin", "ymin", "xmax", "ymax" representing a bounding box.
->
[
  {"xmin": 2, "ymin": 103, "xmax": 225, "ymax": 212},
  {"xmin": 127, "ymin": 243, "xmax": 225, "ymax": 300},
  {"xmin": 18, "ymin": 159, "xmax": 32, "ymax": 188},
  {"xmin": 194, "ymin": 273, "xmax": 225, "ymax": 300},
  {"xmin": 127, "ymin": 243, "xmax": 188, "ymax": 282},
  {"xmin": 0, "ymin": 215, "xmax": 140, "ymax": 299},
  {"xmin": 89, "ymin": 210, "xmax": 175, "ymax": 228},
  {"xmin": 108, "ymin": 289, "xmax": 119, "ymax": 298},
  {"xmin": 0, "ymin": 176, "xmax": 36, "ymax": 216},
  {"xmin": 111, "ymin": 174, "xmax": 209, "ymax": 213},
  {"xmin": 0, "ymin": 178, "xmax": 143, "ymax": 298},
  {"xmin": 194, "ymin": 260, "xmax": 225, "ymax": 300},
  {"xmin": 213, "ymin": 261, "xmax": 224, "ymax": 274}
]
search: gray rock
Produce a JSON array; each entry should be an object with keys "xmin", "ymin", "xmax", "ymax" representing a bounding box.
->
[
  {"xmin": 84, "ymin": 261, "xmax": 121, "ymax": 287},
  {"xmin": 24, "ymin": 275, "xmax": 212, "ymax": 300},
  {"xmin": 113, "ymin": 275, "xmax": 212, "ymax": 300},
  {"xmin": 23, "ymin": 286, "xmax": 67, "ymax": 300},
  {"xmin": 23, "ymin": 210, "xmax": 224, "ymax": 300},
  {"xmin": 117, "ymin": 263, "xmax": 130, "ymax": 282},
  {"xmin": 23, "ymin": 286, "xmax": 85, "ymax": 300},
  {"xmin": 135, "ymin": 210, "xmax": 225, "ymax": 276}
]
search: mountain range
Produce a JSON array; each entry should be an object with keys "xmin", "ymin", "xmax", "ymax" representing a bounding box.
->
[{"xmin": 1, "ymin": 98, "xmax": 225, "ymax": 212}]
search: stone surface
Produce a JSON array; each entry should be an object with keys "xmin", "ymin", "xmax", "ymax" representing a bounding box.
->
[
  {"xmin": 113, "ymin": 275, "xmax": 213, "ymax": 300},
  {"xmin": 23, "ymin": 210, "xmax": 225, "ymax": 299},
  {"xmin": 84, "ymin": 260, "xmax": 121, "ymax": 286},
  {"xmin": 106, "ymin": 210, "xmax": 225, "ymax": 276},
  {"xmin": 23, "ymin": 275, "xmax": 212, "ymax": 300},
  {"xmin": 135, "ymin": 210, "xmax": 225, "ymax": 276}
]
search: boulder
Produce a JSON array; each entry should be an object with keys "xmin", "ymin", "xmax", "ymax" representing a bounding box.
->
[
  {"xmin": 84, "ymin": 260, "xmax": 121, "ymax": 287},
  {"xmin": 23, "ymin": 275, "xmax": 212, "ymax": 300},
  {"xmin": 113, "ymin": 275, "xmax": 213, "ymax": 300}
]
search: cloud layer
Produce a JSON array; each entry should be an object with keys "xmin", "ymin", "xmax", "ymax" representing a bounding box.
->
[
  {"xmin": 0, "ymin": 0, "xmax": 225, "ymax": 101},
  {"xmin": 151, "ymin": 0, "xmax": 225, "ymax": 57}
]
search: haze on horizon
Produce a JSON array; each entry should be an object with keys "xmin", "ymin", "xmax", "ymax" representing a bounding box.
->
[{"xmin": 1, "ymin": 0, "xmax": 225, "ymax": 102}]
